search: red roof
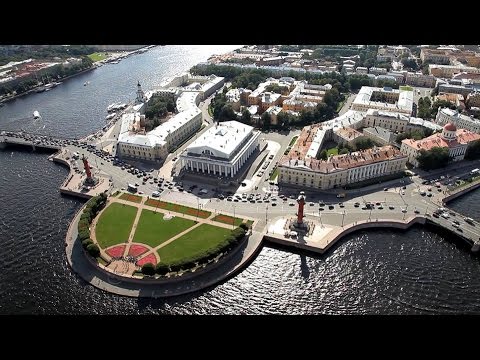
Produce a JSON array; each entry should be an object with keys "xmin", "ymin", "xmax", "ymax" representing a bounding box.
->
[{"xmin": 444, "ymin": 122, "xmax": 457, "ymax": 131}]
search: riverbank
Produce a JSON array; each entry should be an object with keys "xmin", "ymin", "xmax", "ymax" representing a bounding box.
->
[{"xmin": 0, "ymin": 66, "xmax": 96, "ymax": 104}]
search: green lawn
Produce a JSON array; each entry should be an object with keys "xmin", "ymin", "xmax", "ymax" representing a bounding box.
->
[
  {"xmin": 88, "ymin": 52, "xmax": 107, "ymax": 62},
  {"xmin": 326, "ymin": 147, "xmax": 338, "ymax": 156},
  {"xmin": 246, "ymin": 220, "xmax": 254, "ymax": 227},
  {"xmin": 133, "ymin": 209, "xmax": 197, "ymax": 248},
  {"xmin": 269, "ymin": 167, "xmax": 278, "ymax": 181},
  {"xmin": 95, "ymin": 203, "xmax": 137, "ymax": 248},
  {"xmin": 158, "ymin": 224, "xmax": 231, "ymax": 264},
  {"xmin": 288, "ymin": 136, "xmax": 299, "ymax": 147},
  {"xmin": 400, "ymin": 85, "xmax": 413, "ymax": 91}
]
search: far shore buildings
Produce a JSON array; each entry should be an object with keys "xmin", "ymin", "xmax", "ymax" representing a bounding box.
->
[
  {"xmin": 180, "ymin": 121, "xmax": 260, "ymax": 178},
  {"xmin": 400, "ymin": 123, "xmax": 480, "ymax": 167},
  {"xmin": 116, "ymin": 74, "xmax": 224, "ymax": 162}
]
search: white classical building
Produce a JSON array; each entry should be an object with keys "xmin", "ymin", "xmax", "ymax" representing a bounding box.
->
[
  {"xmin": 116, "ymin": 74, "xmax": 224, "ymax": 162},
  {"xmin": 351, "ymin": 86, "xmax": 414, "ymax": 115},
  {"xmin": 180, "ymin": 121, "xmax": 261, "ymax": 178},
  {"xmin": 436, "ymin": 107, "xmax": 480, "ymax": 134}
]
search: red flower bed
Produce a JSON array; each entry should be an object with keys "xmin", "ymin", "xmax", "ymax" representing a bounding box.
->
[
  {"xmin": 105, "ymin": 245, "xmax": 126, "ymax": 258},
  {"xmin": 128, "ymin": 244, "xmax": 148, "ymax": 257},
  {"xmin": 137, "ymin": 253, "xmax": 157, "ymax": 266}
]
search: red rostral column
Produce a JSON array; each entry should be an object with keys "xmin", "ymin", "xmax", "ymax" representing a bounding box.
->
[
  {"xmin": 82, "ymin": 155, "xmax": 92, "ymax": 179},
  {"xmin": 297, "ymin": 191, "xmax": 306, "ymax": 224}
]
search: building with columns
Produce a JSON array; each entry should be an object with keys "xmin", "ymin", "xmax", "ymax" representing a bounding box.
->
[
  {"xmin": 180, "ymin": 121, "xmax": 260, "ymax": 178},
  {"xmin": 400, "ymin": 122, "xmax": 480, "ymax": 167}
]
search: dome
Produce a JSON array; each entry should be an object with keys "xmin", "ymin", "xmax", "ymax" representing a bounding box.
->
[{"xmin": 444, "ymin": 122, "xmax": 457, "ymax": 131}]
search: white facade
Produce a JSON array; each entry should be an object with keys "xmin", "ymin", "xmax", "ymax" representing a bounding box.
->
[
  {"xmin": 436, "ymin": 107, "xmax": 480, "ymax": 134},
  {"xmin": 351, "ymin": 86, "xmax": 414, "ymax": 115},
  {"xmin": 180, "ymin": 121, "xmax": 260, "ymax": 178}
]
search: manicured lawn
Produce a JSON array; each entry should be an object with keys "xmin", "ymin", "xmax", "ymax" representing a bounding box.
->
[
  {"xmin": 400, "ymin": 85, "xmax": 413, "ymax": 91},
  {"xmin": 87, "ymin": 52, "xmax": 107, "ymax": 62},
  {"xmin": 326, "ymin": 147, "xmax": 338, "ymax": 156},
  {"xmin": 133, "ymin": 209, "xmax": 197, "ymax": 248},
  {"xmin": 269, "ymin": 167, "xmax": 278, "ymax": 180},
  {"xmin": 145, "ymin": 199, "xmax": 211, "ymax": 218},
  {"xmin": 158, "ymin": 224, "xmax": 231, "ymax": 264},
  {"xmin": 95, "ymin": 203, "xmax": 137, "ymax": 248},
  {"xmin": 212, "ymin": 214, "xmax": 244, "ymax": 227},
  {"xmin": 119, "ymin": 193, "xmax": 142, "ymax": 203},
  {"xmin": 289, "ymin": 136, "xmax": 299, "ymax": 147}
]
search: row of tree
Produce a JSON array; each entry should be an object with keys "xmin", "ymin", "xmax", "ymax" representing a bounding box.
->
[{"xmin": 77, "ymin": 193, "xmax": 108, "ymax": 258}]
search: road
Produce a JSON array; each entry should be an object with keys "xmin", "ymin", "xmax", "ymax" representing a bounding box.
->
[{"xmin": 338, "ymin": 92, "xmax": 357, "ymax": 116}]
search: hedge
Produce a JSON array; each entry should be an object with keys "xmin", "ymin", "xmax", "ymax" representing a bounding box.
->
[
  {"xmin": 82, "ymin": 238, "xmax": 94, "ymax": 249},
  {"xmin": 77, "ymin": 194, "xmax": 108, "ymax": 242},
  {"xmin": 141, "ymin": 263, "xmax": 155, "ymax": 276},
  {"xmin": 86, "ymin": 243, "xmax": 100, "ymax": 257}
]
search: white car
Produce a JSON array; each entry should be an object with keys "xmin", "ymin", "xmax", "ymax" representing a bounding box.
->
[{"xmin": 441, "ymin": 212, "xmax": 450, "ymax": 219}]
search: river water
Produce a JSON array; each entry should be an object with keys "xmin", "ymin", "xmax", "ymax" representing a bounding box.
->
[{"xmin": 1, "ymin": 45, "xmax": 480, "ymax": 314}]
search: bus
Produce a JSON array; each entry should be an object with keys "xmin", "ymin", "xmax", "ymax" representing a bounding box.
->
[{"xmin": 127, "ymin": 184, "xmax": 138, "ymax": 193}]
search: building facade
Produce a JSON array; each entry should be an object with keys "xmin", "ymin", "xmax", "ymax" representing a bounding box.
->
[
  {"xmin": 436, "ymin": 107, "xmax": 480, "ymax": 134},
  {"xmin": 180, "ymin": 121, "xmax": 260, "ymax": 178},
  {"xmin": 278, "ymin": 145, "xmax": 407, "ymax": 190},
  {"xmin": 400, "ymin": 123, "xmax": 480, "ymax": 167}
]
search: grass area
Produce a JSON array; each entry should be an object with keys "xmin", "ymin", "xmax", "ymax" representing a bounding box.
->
[
  {"xmin": 269, "ymin": 167, "xmax": 278, "ymax": 181},
  {"xmin": 133, "ymin": 209, "xmax": 197, "ymax": 248},
  {"xmin": 246, "ymin": 220, "xmax": 254, "ymax": 227},
  {"xmin": 158, "ymin": 224, "xmax": 231, "ymax": 264},
  {"xmin": 112, "ymin": 190, "xmax": 120, "ymax": 197},
  {"xmin": 288, "ymin": 136, "xmax": 299, "ymax": 147},
  {"xmin": 400, "ymin": 85, "xmax": 413, "ymax": 91},
  {"xmin": 95, "ymin": 203, "xmax": 138, "ymax": 249},
  {"xmin": 208, "ymin": 105, "xmax": 213, "ymax": 117},
  {"xmin": 145, "ymin": 199, "xmax": 211, "ymax": 218},
  {"xmin": 326, "ymin": 147, "xmax": 339, "ymax": 156},
  {"xmin": 212, "ymin": 214, "xmax": 244, "ymax": 227},
  {"xmin": 119, "ymin": 193, "xmax": 142, "ymax": 203},
  {"xmin": 87, "ymin": 52, "xmax": 107, "ymax": 62},
  {"xmin": 336, "ymin": 98, "xmax": 346, "ymax": 112}
]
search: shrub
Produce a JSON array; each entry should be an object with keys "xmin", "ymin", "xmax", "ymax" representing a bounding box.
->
[
  {"xmin": 239, "ymin": 223, "xmax": 249, "ymax": 231},
  {"xmin": 141, "ymin": 263, "xmax": 155, "ymax": 276},
  {"xmin": 77, "ymin": 229, "xmax": 90, "ymax": 242},
  {"xmin": 82, "ymin": 238, "xmax": 94, "ymax": 249},
  {"xmin": 156, "ymin": 263, "xmax": 170, "ymax": 275},
  {"xmin": 86, "ymin": 243, "xmax": 100, "ymax": 257},
  {"xmin": 169, "ymin": 262, "xmax": 182, "ymax": 272}
]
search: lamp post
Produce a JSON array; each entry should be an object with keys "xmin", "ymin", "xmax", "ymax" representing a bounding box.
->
[
  {"xmin": 196, "ymin": 197, "xmax": 200, "ymax": 220},
  {"xmin": 342, "ymin": 210, "xmax": 346, "ymax": 227},
  {"xmin": 265, "ymin": 205, "xmax": 268, "ymax": 224}
]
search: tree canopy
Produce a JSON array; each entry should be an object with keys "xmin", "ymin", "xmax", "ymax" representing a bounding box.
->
[{"xmin": 417, "ymin": 147, "xmax": 450, "ymax": 170}]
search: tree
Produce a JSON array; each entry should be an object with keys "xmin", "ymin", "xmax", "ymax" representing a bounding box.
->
[
  {"xmin": 156, "ymin": 263, "xmax": 170, "ymax": 275},
  {"xmin": 353, "ymin": 138, "xmax": 376, "ymax": 151},
  {"xmin": 465, "ymin": 140, "xmax": 480, "ymax": 160},
  {"xmin": 401, "ymin": 58, "xmax": 418, "ymax": 71},
  {"xmin": 86, "ymin": 244, "xmax": 100, "ymax": 258},
  {"xmin": 416, "ymin": 147, "xmax": 450, "ymax": 170},
  {"xmin": 319, "ymin": 149, "xmax": 328, "ymax": 160},
  {"xmin": 82, "ymin": 238, "xmax": 94, "ymax": 249},
  {"xmin": 141, "ymin": 263, "xmax": 155, "ymax": 276},
  {"xmin": 240, "ymin": 109, "xmax": 252, "ymax": 124},
  {"xmin": 261, "ymin": 112, "xmax": 271, "ymax": 129}
]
